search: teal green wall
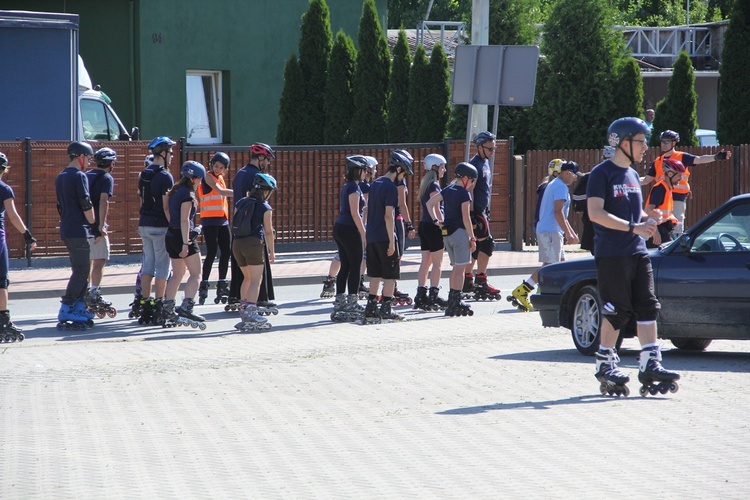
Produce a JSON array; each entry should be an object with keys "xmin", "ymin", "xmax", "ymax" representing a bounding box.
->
[{"xmin": 3, "ymin": 0, "xmax": 387, "ymax": 145}]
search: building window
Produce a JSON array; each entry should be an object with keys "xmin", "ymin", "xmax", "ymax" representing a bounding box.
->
[{"xmin": 186, "ymin": 71, "xmax": 221, "ymax": 144}]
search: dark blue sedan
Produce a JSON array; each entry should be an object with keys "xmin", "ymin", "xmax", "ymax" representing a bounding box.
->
[{"xmin": 531, "ymin": 193, "xmax": 750, "ymax": 355}]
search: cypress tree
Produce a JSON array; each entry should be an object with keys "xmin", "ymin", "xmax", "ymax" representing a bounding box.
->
[
  {"xmin": 612, "ymin": 57, "xmax": 645, "ymax": 120},
  {"xmin": 387, "ymin": 28, "xmax": 411, "ymax": 143},
  {"xmin": 651, "ymin": 51, "xmax": 699, "ymax": 147},
  {"xmin": 717, "ymin": 0, "xmax": 750, "ymax": 146},
  {"xmin": 530, "ymin": 0, "xmax": 624, "ymax": 149},
  {"xmin": 277, "ymin": 54, "xmax": 305, "ymax": 145},
  {"xmin": 324, "ymin": 30, "xmax": 357, "ymax": 144},
  {"xmin": 407, "ymin": 45, "xmax": 431, "ymax": 142},
  {"xmin": 425, "ymin": 43, "xmax": 451, "ymax": 142},
  {"xmin": 350, "ymin": 0, "xmax": 390, "ymax": 144},
  {"xmin": 298, "ymin": 0, "xmax": 333, "ymax": 145}
]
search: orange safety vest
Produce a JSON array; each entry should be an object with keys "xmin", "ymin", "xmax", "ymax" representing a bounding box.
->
[
  {"xmin": 653, "ymin": 151, "xmax": 690, "ymax": 195},
  {"xmin": 198, "ymin": 173, "xmax": 229, "ymax": 219},
  {"xmin": 647, "ymin": 179, "xmax": 678, "ymax": 225}
]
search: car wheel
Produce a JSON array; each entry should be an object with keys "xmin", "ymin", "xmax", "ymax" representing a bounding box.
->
[
  {"xmin": 670, "ymin": 338, "xmax": 713, "ymax": 351},
  {"xmin": 571, "ymin": 285, "xmax": 602, "ymax": 355}
]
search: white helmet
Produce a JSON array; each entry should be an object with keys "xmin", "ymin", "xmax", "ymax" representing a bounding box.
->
[
  {"xmin": 424, "ymin": 153, "xmax": 447, "ymax": 171},
  {"xmin": 364, "ymin": 156, "xmax": 378, "ymax": 170}
]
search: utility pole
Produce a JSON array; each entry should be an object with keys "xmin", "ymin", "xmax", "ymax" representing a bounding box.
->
[{"xmin": 471, "ymin": 0, "xmax": 490, "ymax": 135}]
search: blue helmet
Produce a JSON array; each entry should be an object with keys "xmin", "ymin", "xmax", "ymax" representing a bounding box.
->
[
  {"xmin": 253, "ymin": 173, "xmax": 277, "ymax": 190},
  {"xmin": 389, "ymin": 149, "xmax": 414, "ymax": 175},
  {"xmin": 67, "ymin": 141, "xmax": 94, "ymax": 158},
  {"xmin": 94, "ymin": 147, "xmax": 117, "ymax": 166},
  {"xmin": 473, "ymin": 130, "xmax": 496, "ymax": 145},
  {"xmin": 607, "ymin": 118, "xmax": 650, "ymax": 147},
  {"xmin": 148, "ymin": 136, "xmax": 176, "ymax": 154},
  {"xmin": 181, "ymin": 161, "xmax": 206, "ymax": 179}
]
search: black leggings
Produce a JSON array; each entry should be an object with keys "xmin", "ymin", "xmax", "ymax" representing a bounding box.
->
[
  {"xmin": 202, "ymin": 225, "xmax": 231, "ymax": 281},
  {"xmin": 333, "ymin": 223, "xmax": 363, "ymax": 295}
]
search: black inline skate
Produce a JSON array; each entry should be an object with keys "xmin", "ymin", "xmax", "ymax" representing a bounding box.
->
[
  {"xmin": 198, "ymin": 280, "xmax": 210, "ymax": 305},
  {"xmin": 214, "ymin": 279, "xmax": 230, "ymax": 304},
  {"xmin": 86, "ymin": 288, "xmax": 117, "ymax": 319},
  {"xmin": 224, "ymin": 296, "xmax": 241, "ymax": 312},
  {"xmin": 473, "ymin": 273, "xmax": 501, "ymax": 301},
  {"xmin": 331, "ymin": 294, "xmax": 363, "ymax": 323},
  {"xmin": 0, "ymin": 310, "xmax": 24, "ymax": 342},
  {"xmin": 358, "ymin": 275, "xmax": 369, "ymax": 300},
  {"xmin": 56, "ymin": 302, "xmax": 92, "ymax": 330},
  {"xmin": 595, "ymin": 348, "xmax": 630, "ymax": 397},
  {"xmin": 257, "ymin": 300, "xmax": 279, "ymax": 316},
  {"xmin": 128, "ymin": 294, "xmax": 143, "ymax": 319},
  {"xmin": 137, "ymin": 297, "xmax": 158, "ymax": 325},
  {"xmin": 428, "ymin": 286, "xmax": 448, "ymax": 311},
  {"xmin": 637, "ymin": 346, "xmax": 680, "ymax": 397},
  {"xmin": 413, "ymin": 286, "xmax": 431, "ymax": 311},
  {"xmin": 391, "ymin": 286, "xmax": 412, "ymax": 306},
  {"xmin": 235, "ymin": 302, "xmax": 272, "ymax": 332},
  {"xmin": 444, "ymin": 289, "xmax": 474, "ymax": 317},
  {"xmin": 461, "ymin": 273, "xmax": 475, "ymax": 300},
  {"xmin": 175, "ymin": 298, "xmax": 207, "ymax": 330},
  {"xmin": 320, "ymin": 275, "xmax": 335, "ymax": 299}
]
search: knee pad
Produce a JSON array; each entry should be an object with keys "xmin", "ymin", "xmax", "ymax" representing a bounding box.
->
[
  {"xmin": 0, "ymin": 278, "xmax": 9, "ymax": 289},
  {"xmin": 476, "ymin": 236, "xmax": 494, "ymax": 256},
  {"xmin": 474, "ymin": 214, "xmax": 490, "ymax": 239}
]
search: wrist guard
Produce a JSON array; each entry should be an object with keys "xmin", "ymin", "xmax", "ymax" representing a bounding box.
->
[
  {"xmin": 714, "ymin": 151, "xmax": 728, "ymax": 161},
  {"xmin": 23, "ymin": 230, "xmax": 36, "ymax": 244}
]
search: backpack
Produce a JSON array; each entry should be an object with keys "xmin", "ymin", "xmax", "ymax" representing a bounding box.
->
[
  {"xmin": 232, "ymin": 197, "xmax": 257, "ymax": 237},
  {"xmin": 138, "ymin": 166, "xmax": 163, "ymax": 215}
]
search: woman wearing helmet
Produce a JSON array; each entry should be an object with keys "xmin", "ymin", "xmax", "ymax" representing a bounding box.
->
[
  {"xmin": 159, "ymin": 161, "xmax": 208, "ymax": 329},
  {"xmin": 0, "ymin": 152, "xmax": 37, "ymax": 341},
  {"xmin": 644, "ymin": 158, "xmax": 685, "ymax": 248},
  {"xmin": 232, "ymin": 173, "xmax": 278, "ymax": 331},
  {"xmin": 587, "ymin": 117, "xmax": 679, "ymax": 397},
  {"xmin": 414, "ymin": 153, "xmax": 448, "ymax": 311},
  {"xmin": 425, "ymin": 162, "xmax": 478, "ymax": 317},
  {"xmin": 390, "ymin": 149, "xmax": 415, "ymax": 306},
  {"xmin": 196, "ymin": 152, "xmax": 234, "ymax": 305},
  {"xmin": 330, "ymin": 155, "xmax": 369, "ymax": 322}
]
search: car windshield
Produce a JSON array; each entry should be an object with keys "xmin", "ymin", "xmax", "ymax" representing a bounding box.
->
[{"xmin": 690, "ymin": 202, "xmax": 750, "ymax": 253}]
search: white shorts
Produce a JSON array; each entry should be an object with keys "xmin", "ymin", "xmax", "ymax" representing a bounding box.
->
[
  {"xmin": 90, "ymin": 234, "xmax": 110, "ymax": 260},
  {"xmin": 537, "ymin": 232, "xmax": 564, "ymax": 264}
]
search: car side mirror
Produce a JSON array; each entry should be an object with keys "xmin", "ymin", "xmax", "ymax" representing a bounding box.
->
[{"xmin": 131, "ymin": 127, "xmax": 140, "ymax": 141}]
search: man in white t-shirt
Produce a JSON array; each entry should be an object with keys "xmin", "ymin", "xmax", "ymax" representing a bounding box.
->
[{"xmin": 507, "ymin": 161, "xmax": 581, "ymax": 312}]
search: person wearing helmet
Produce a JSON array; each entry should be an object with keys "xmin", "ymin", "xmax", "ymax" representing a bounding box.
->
[
  {"xmin": 644, "ymin": 158, "xmax": 686, "ymax": 248},
  {"xmin": 0, "ymin": 152, "xmax": 37, "ymax": 341},
  {"xmin": 138, "ymin": 137, "xmax": 176, "ymax": 319},
  {"xmin": 509, "ymin": 161, "xmax": 581, "ymax": 313},
  {"xmin": 641, "ymin": 130, "xmax": 732, "ymax": 237},
  {"xmin": 196, "ymin": 152, "xmax": 234, "ymax": 305},
  {"xmin": 362, "ymin": 149, "xmax": 414, "ymax": 322},
  {"xmin": 158, "ymin": 161, "xmax": 208, "ymax": 328},
  {"xmin": 425, "ymin": 162, "xmax": 478, "ymax": 317},
  {"xmin": 466, "ymin": 130, "xmax": 499, "ymax": 298},
  {"xmin": 391, "ymin": 149, "xmax": 416, "ymax": 305},
  {"xmin": 229, "ymin": 142, "xmax": 277, "ymax": 312},
  {"xmin": 55, "ymin": 141, "xmax": 98, "ymax": 327},
  {"xmin": 85, "ymin": 148, "xmax": 118, "ymax": 319},
  {"xmin": 330, "ymin": 155, "xmax": 369, "ymax": 321},
  {"xmin": 414, "ymin": 153, "xmax": 448, "ymax": 311},
  {"xmin": 231, "ymin": 173, "xmax": 278, "ymax": 331},
  {"xmin": 586, "ymin": 117, "xmax": 679, "ymax": 397},
  {"xmin": 533, "ymin": 159, "xmax": 564, "ymax": 231}
]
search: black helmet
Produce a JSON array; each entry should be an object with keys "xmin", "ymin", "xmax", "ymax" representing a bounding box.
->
[
  {"xmin": 210, "ymin": 152, "xmax": 230, "ymax": 167},
  {"xmin": 607, "ymin": 117, "xmax": 651, "ymax": 148},
  {"xmin": 67, "ymin": 141, "xmax": 94, "ymax": 158},
  {"xmin": 0, "ymin": 152, "xmax": 8, "ymax": 170},
  {"xmin": 346, "ymin": 155, "xmax": 369, "ymax": 171},
  {"xmin": 253, "ymin": 173, "xmax": 277, "ymax": 190},
  {"xmin": 148, "ymin": 136, "xmax": 176, "ymax": 154},
  {"xmin": 659, "ymin": 130, "xmax": 680, "ymax": 143},
  {"xmin": 473, "ymin": 130, "xmax": 496, "ymax": 145},
  {"xmin": 455, "ymin": 162, "xmax": 478, "ymax": 179},
  {"xmin": 94, "ymin": 147, "xmax": 117, "ymax": 166},
  {"xmin": 389, "ymin": 149, "xmax": 414, "ymax": 175}
]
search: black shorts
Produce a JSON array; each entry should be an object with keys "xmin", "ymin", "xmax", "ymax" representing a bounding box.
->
[
  {"xmin": 165, "ymin": 229, "xmax": 200, "ymax": 259},
  {"xmin": 418, "ymin": 221, "xmax": 444, "ymax": 252},
  {"xmin": 366, "ymin": 241, "xmax": 400, "ymax": 280},
  {"xmin": 595, "ymin": 254, "xmax": 660, "ymax": 330}
]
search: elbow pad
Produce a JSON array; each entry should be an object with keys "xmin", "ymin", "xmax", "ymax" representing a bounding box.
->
[{"xmin": 80, "ymin": 196, "xmax": 93, "ymax": 211}]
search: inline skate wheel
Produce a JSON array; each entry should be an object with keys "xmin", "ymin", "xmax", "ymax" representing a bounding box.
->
[
  {"xmin": 86, "ymin": 320, "xmax": 95, "ymax": 327},
  {"xmin": 468, "ymin": 310, "xmax": 474, "ymax": 316},
  {"xmin": 221, "ymin": 297, "xmax": 228, "ymax": 304},
  {"xmin": 669, "ymin": 382, "xmax": 679, "ymax": 393},
  {"xmin": 199, "ymin": 323, "xmax": 207, "ymax": 331},
  {"xmin": 224, "ymin": 305, "xmax": 231, "ymax": 312},
  {"xmin": 659, "ymin": 384, "xmax": 669, "ymax": 395},
  {"xmin": 214, "ymin": 297, "xmax": 221, "ymax": 304},
  {"xmin": 107, "ymin": 308, "xmax": 117, "ymax": 318},
  {"xmin": 95, "ymin": 311, "xmax": 106, "ymax": 319}
]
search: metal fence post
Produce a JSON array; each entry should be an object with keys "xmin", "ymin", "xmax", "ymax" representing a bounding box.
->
[{"xmin": 23, "ymin": 137, "xmax": 32, "ymax": 267}]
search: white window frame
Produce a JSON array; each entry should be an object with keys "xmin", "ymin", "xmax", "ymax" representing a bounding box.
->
[{"xmin": 186, "ymin": 70, "xmax": 222, "ymax": 144}]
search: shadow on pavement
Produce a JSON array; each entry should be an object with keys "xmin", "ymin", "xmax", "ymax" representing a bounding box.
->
[{"xmin": 436, "ymin": 395, "xmax": 646, "ymax": 414}]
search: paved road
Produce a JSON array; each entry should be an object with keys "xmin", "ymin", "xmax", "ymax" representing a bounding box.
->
[{"xmin": 2, "ymin": 279, "xmax": 750, "ymax": 498}]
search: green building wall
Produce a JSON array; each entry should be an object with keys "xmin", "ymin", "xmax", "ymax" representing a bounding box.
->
[{"xmin": 3, "ymin": 0, "xmax": 387, "ymax": 145}]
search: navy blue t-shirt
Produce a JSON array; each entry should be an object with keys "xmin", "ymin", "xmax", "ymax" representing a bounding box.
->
[
  {"xmin": 587, "ymin": 160, "xmax": 647, "ymax": 258},
  {"xmin": 394, "ymin": 178, "xmax": 407, "ymax": 217},
  {"xmin": 0, "ymin": 181, "xmax": 13, "ymax": 239},
  {"xmin": 359, "ymin": 180, "xmax": 370, "ymax": 197},
  {"xmin": 335, "ymin": 181, "xmax": 364, "ymax": 226},
  {"xmin": 233, "ymin": 164, "xmax": 260, "ymax": 202},
  {"xmin": 469, "ymin": 154, "xmax": 491, "ymax": 214},
  {"xmin": 366, "ymin": 176, "xmax": 399, "ymax": 243},
  {"xmin": 167, "ymin": 185, "xmax": 197, "ymax": 230},
  {"xmin": 234, "ymin": 197, "xmax": 271, "ymax": 240},
  {"xmin": 56, "ymin": 166, "xmax": 93, "ymax": 239},
  {"xmin": 420, "ymin": 182, "xmax": 442, "ymax": 223},
  {"xmin": 138, "ymin": 165, "xmax": 174, "ymax": 227},
  {"xmin": 442, "ymin": 183, "xmax": 472, "ymax": 230},
  {"xmin": 85, "ymin": 169, "xmax": 114, "ymax": 227}
]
